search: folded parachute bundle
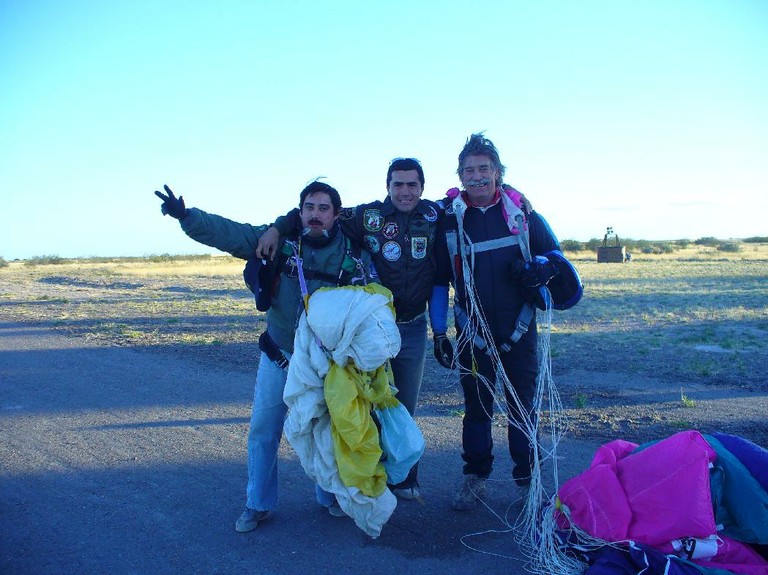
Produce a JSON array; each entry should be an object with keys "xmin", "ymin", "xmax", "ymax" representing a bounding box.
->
[
  {"xmin": 553, "ymin": 430, "xmax": 768, "ymax": 575},
  {"xmin": 283, "ymin": 283, "xmax": 425, "ymax": 538}
]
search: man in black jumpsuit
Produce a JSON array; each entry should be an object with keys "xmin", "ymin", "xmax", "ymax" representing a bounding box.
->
[{"xmin": 432, "ymin": 134, "xmax": 562, "ymax": 511}]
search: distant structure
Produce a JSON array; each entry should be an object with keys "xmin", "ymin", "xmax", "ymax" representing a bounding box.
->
[{"xmin": 597, "ymin": 227, "xmax": 627, "ymax": 263}]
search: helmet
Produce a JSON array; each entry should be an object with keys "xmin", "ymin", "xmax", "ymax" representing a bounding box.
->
[{"xmin": 543, "ymin": 250, "xmax": 583, "ymax": 310}]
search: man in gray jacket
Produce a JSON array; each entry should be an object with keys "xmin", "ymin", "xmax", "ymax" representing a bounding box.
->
[{"xmin": 155, "ymin": 180, "xmax": 375, "ymax": 532}]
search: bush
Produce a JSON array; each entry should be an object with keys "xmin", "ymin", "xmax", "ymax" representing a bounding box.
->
[
  {"xmin": 0, "ymin": 256, "xmax": 8, "ymax": 268},
  {"xmin": 694, "ymin": 237, "xmax": 720, "ymax": 247},
  {"xmin": 560, "ymin": 239, "xmax": 584, "ymax": 252},
  {"xmin": 585, "ymin": 238, "xmax": 603, "ymax": 252},
  {"xmin": 25, "ymin": 255, "xmax": 66, "ymax": 266},
  {"xmin": 144, "ymin": 253, "xmax": 213, "ymax": 263},
  {"xmin": 743, "ymin": 237, "xmax": 768, "ymax": 244},
  {"xmin": 717, "ymin": 241, "xmax": 742, "ymax": 253}
]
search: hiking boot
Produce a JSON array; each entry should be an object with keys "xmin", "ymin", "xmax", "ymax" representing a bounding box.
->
[
  {"xmin": 391, "ymin": 486, "xmax": 421, "ymax": 501},
  {"xmin": 235, "ymin": 508, "xmax": 273, "ymax": 532},
  {"xmin": 452, "ymin": 474, "xmax": 486, "ymax": 511},
  {"xmin": 327, "ymin": 500, "xmax": 346, "ymax": 517}
]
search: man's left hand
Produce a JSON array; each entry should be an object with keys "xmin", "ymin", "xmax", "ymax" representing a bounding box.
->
[
  {"xmin": 516, "ymin": 256, "xmax": 558, "ymax": 288},
  {"xmin": 433, "ymin": 333, "xmax": 455, "ymax": 369}
]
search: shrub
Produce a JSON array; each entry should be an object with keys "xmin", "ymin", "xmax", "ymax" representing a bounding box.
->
[
  {"xmin": 743, "ymin": 237, "xmax": 768, "ymax": 244},
  {"xmin": 694, "ymin": 237, "xmax": 720, "ymax": 247},
  {"xmin": 585, "ymin": 238, "xmax": 603, "ymax": 252},
  {"xmin": 0, "ymin": 256, "xmax": 7, "ymax": 268},
  {"xmin": 144, "ymin": 253, "xmax": 213, "ymax": 263},
  {"xmin": 717, "ymin": 241, "xmax": 742, "ymax": 253},
  {"xmin": 25, "ymin": 255, "xmax": 66, "ymax": 266},
  {"xmin": 560, "ymin": 239, "xmax": 584, "ymax": 252}
]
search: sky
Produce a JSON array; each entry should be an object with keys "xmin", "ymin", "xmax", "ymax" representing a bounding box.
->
[{"xmin": 1, "ymin": 0, "xmax": 767, "ymax": 260}]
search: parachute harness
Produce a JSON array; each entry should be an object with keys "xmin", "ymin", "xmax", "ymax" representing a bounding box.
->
[{"xmin": 451, "ymin": 194, "xmax": 577, "ymax": 574}]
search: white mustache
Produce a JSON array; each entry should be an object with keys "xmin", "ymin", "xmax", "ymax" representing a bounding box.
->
[{"xmin": 467, "ymin": 178, "xmax": 491, "ymax": 187}]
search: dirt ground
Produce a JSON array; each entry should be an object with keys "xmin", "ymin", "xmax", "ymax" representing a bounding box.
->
[
  {"xmin": 1, "ymin": 321, "xmax": 605, "ymax": 575},
  {"xmin": 1, "ymin": 266, "xmax": 767, "ymax": 574}
]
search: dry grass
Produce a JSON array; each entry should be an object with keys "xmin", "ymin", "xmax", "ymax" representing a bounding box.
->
[
  {"xmin": 2, "ymin": 245, "xmax": 767, "ymax": 444},
  {"xmin": 2, "ymin": 246, "xmax": 767, "ymax": 386}
]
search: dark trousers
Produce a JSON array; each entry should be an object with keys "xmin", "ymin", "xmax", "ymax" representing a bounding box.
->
[
  {"xmin": 389, "ymin": 314, "xmax": 427, "ymax": 490},
  {"xmin": 458, "ymin": 326, "xmax": 538, "ymax": 478}
]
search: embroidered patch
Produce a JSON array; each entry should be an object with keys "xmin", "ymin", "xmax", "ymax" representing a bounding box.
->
[
  {"xmin": 382, "ymin": 241, "xmax": 402, "ymax": 262},
  {"xmin": 411, "ymin": 237, "xmax": 427, "ymax": 259},
  {"xmin": 446, "ymin": 205, "xmax": 455, "ymax": 216},
  {"xmin": 364, "ymin": 235, "xmax": 380, "ymax": 254},
  {"xmin": 382, "ymin": 221, "xmax": 399, "ymax": 239},
  {"xmin": 364, "ymin": 209, "xmax": 384, "ymax": 232},
  {"xmin": 424, "ymin": 206, "xmax": 438, "ymax": 222},
  {"xmin": 340, "ymin": 207, "xmax": 356, "ymax": 220}
]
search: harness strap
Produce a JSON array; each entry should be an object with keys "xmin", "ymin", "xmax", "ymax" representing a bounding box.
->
[
  {"xmin": 454, "ymin": 305, "xmax": 491, "ymax": 355},
  {"xmin": 258, "ymin": 332, "xmax": 289, "ymax": 369},
  {"xmin": 448, "ymin": 196, "xmax": 535, "ymax": 351},
  {"xmin": 469, "ymin": 235, "xmax": 520, "ymax": 254}
]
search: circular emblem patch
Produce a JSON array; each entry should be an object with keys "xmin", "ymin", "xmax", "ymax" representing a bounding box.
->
[
  {"xmin": 364, "ymin": 235, "xmax": 380, "ymax": 254},
  {"xmin": 382, "ymin": 221, "xmax": 399, "ymax": 239},
  {"xmin": 382, "ymin": 241, "xmax": 402, "ymax": 262}
]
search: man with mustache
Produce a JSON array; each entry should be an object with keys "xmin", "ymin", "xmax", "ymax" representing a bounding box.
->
[
  {"xmin": 431, "ymin": 133, "xmax": 579, "ymax": 511},
  {"xmin": 256, "ymin": 158, "xmax": 447, "ymax": 501},
  {"xmin": 154, "ymin": 180, "xmax": 376, "ymax": 531}
]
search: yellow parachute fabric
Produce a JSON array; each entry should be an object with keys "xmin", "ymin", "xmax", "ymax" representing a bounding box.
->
[{"xmin": 317, "ymin": 283, "xmax": 400, "ymax": 498}]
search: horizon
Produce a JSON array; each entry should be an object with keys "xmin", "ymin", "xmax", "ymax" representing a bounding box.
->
[{"xmin": 5, "ymin": 234, "xmax": 765, "ymax": 263}]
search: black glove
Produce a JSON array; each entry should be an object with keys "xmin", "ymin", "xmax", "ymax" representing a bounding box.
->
[
  {"xmin": 516, "ymin": 255, "xmax": 558, "ymax": 288},
  {"xmin": 433, "ymin": 333, "xmax": 455, "ymax": 370},
  {"xmin": 154, "ymin": 185, "xmax": 188, "ymax": 220}
]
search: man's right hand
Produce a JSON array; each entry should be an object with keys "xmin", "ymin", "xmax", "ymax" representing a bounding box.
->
[
  {"xmin": 256, "ymin": 227, "xmax": 280, "ymax": 261},
  {"xmin": 433, "ymin": 333, "xmax": 455, "ymax": 369},
  {"xmin": 154, "ymin": 185, "xmax": 188, "ymax": 220}
]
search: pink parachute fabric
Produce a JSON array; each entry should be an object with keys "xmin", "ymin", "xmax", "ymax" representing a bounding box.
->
[
  {"xmin": 556, "ymin": 430, "xmax": 768, "ymax": 575},
  {"xmin": 557, "ymin": 431, "xmax": 718, "ymax": 546}
]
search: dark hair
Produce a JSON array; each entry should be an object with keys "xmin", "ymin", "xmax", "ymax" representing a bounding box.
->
[
  {"xmin": 299, "ymin": 180, "xmax": 341, "ymax": 214},
  {"xmin": 386, "ymin": 157, "xmax": 425, "ymax": 188},
  {"xmin": 457, "ymin": 133, "xmax": 506, "ymax": 183}
]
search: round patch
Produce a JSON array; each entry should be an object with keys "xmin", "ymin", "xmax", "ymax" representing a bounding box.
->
[
  {"xmin": 382, "ymin": 241, "xmax": 402, "ymax": 262},
  {"xmin": 364, "ymin": 235, "xmax": 380, "ymax": 254},
  {"xmin": 424, "ymin": 206, "xmax": 438, "ymax": 222},
  {"xmin": 382, "ymin": 221, "xmax": 399, "ymax": 239}
]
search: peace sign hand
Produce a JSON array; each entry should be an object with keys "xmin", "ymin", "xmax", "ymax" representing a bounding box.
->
[{"xmin": 154, "ymin": 185, "xmax": 188, "ymax": 219}]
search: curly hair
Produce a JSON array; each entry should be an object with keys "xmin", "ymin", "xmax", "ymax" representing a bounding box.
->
[{"xmin": 456, "ymin": 132, "xmax": 506, "ymax": 184}]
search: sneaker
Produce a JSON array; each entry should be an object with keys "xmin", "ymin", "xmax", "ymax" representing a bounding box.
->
[
  {"xmin": 391, "ymin": 486, "xmax": 420, "ymax": 500},
  {"xmin": 235, "ymin": 508, "xmax": 272, "ymax": 532},
  {"xmin": 327, "ymin": 500, "xmax": 346, "ymax": 517},
  {"xmin": 513, "ymin": 466, "xmax": 532, "ymax": 487},
  {"xmin": 452, "ymin": 474, "xmax": 487, "ymax": 511}
]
